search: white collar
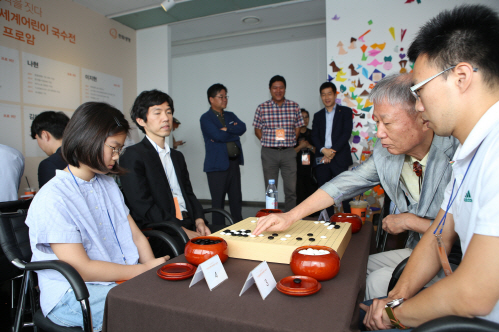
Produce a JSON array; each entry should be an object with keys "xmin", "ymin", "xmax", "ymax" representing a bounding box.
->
[
  {"xmin": 454, "ymin": 100, "xmax": 499, "ymax": 162},
  {"xmin": 146, "ymin": 135, "xmax": 170, "ymax": 154}
]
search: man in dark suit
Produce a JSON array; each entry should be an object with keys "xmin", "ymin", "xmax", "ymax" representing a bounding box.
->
[
  {"xmin": 311, "ymin": 82, "xmax": 353, "ymax": 216},
  {"xmin": 200, "ymin": 83, "xmax": 246, "ymax": 225},
  {"xmin": 120, "ymin": 90, "xmax": 212, "ymax": 246},
  {"xmin": 30, "ymin": 111, "xmax": 70, "ymax": 188}
]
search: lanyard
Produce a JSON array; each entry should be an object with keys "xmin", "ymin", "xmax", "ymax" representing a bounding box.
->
[
  {"xmin": 433, "ymin": 144, "xmax": 480, "ymax": 276},
  {"xmin": 67, "ymin": 165, "xmax": 127, "ymax": 265}
]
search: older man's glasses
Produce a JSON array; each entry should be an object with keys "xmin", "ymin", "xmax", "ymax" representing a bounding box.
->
[{"xmin": 105, "ymin": 143, "xmax": 126, "ymax": 156}]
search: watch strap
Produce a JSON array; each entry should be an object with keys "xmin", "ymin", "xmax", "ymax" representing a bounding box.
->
[{"xmin": 385, "ymin": 306, "xmax": 410, "ymax": 330}]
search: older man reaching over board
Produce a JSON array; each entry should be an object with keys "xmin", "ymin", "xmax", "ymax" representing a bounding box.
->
[{"xmin": 253, "ymin": 73, "xmax": 459, "ymax": 300}]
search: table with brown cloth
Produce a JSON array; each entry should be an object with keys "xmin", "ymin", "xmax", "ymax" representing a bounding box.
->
[{"xmin": 103, "ymin": 221, "xmax": 373, "ymax": 332}]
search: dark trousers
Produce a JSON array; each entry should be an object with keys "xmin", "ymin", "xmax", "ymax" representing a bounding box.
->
[
  {"xmin": 296, "ymin": 165, "xmax": 318, "ymax": 205},
  {"xmin": 206, "ymin": 158, "xmax": 243, "ymax": 225},
  {"xmin": 315, "ymin": 163, "xmax": 351, "ymax": 216}
]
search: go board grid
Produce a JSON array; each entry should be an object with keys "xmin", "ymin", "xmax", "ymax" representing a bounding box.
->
[{"xmin": 212, "ymin": 217, "xmax": 352, "ymax": 264}]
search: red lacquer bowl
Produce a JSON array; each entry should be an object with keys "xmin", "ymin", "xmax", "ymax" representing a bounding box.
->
[
  {"xmin": 330, "ymin": 213, "xmax": 362, "ymax": 234},
  {"xmin": 184, "ymin": 236, "xmax": 228, "ymax": 266},
  {"xmin": 290, "ymin": 245, "xmax": 340, "ymax": 281},
  {"xmin": 255, "ymin": 209, "xmax": 283, "ymax": 218}
]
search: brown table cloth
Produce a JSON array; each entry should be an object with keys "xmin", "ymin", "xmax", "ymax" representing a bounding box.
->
[{"xmin": 103, "ymin": 221, "xmax": 373, "ymax": 332}]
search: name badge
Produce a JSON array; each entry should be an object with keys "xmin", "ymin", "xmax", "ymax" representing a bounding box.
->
[
  {"xmin": 301, "ymin": 154, "xmax": 310, "ymax": 165},
  {"xmin": 189, "ymin": 255, "xmax": 228, "ymax": 290},
  {"xmin": 275, "ymin": 128, "xmax": 285, "ymax": 141},
  {"xmin": 239, "ymin": 261, "xmax": 276, "ymax": 300}
]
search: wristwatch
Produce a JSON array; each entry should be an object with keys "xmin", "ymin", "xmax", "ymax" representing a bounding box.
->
[{"xmin": 385, "ymin": 298, "xmax": 410, "ymax": 330}]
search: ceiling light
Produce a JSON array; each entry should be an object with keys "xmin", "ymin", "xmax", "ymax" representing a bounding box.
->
[
  {"xmin": 242, "ymin": 16, "xmax": 261, "ymax": 25},
  {"xmin": 161, "ymin": 0, "xmax": 176, "ymax": 12}
]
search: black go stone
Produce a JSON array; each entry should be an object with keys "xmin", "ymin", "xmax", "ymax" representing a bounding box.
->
[
  {"xmin": 293, "ymin": 278, "xmax": 302, "ymax": 284},
  {"xmin": 330, "ymin": 221, "xmax": 336, "ymax": 225},
  {"xmin": 296, "ymin": 237, "xmax": 302, "ymax": 241},
  {"xmin": 272, "ymin": 233, "xmax": 278, "ymax": 236},
  {"xmin": 307, "ymin": 233, "xmax": 313, "ymax": 236},
  {"xmin": 309, "ymin": 238, "xmax": 315, "ymax": 241},
  {"xmin": 268, "ymin": 236, "xmax": 274, "ymax": 240},
  {"xmin": 334, "ymin": 225, "xmax": 340, "ymax": 229}
]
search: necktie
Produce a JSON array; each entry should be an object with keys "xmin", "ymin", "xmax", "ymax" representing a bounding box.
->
[{"xmin": 413, "ymin": 161, "xmax": 423, "ymax": 193}]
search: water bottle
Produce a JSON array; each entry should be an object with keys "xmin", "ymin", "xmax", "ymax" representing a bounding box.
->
[{"xmin": 266, "ymin": 179, "xmax": 278, "ymax": 209}]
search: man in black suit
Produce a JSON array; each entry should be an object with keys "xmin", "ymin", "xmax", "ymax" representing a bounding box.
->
[
  {"xmin": 30, "ymin": 111, "xmax": 69, "ymax": 188},
  {"xmin": 311, "ymin": 82, "xmax": 353, "ymax": 216},
  {"xmin": 120, "ymin": 90, "xmax": 212, "ymax": 245}
]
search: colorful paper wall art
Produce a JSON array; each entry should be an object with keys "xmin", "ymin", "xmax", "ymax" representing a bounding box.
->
[{"xmin": 328, "ymin": 17, "xmax": 413, "ymax": 162}]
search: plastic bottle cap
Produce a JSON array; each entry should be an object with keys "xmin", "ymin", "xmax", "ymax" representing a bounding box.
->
[{"xmin": 269, "ymin": 179, "xmax": 275, "ymax": 184}]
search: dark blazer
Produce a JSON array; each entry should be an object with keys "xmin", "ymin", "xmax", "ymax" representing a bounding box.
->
[
  {"xmin": 311, "ymin": 105, "xmax": 353, "ymax": 170},
  {"xmin": 38, "ymin": 147, "xmax": 67, "ymax": 188},
  {"xmin": 119, "ymin": 137, "xmax": 204, "ymax": 229},
  {"xmin": 200, "ymin": 109, "xmax": 246, "ymax": 173}
]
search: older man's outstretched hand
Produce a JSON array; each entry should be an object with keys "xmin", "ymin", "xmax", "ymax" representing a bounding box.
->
[{"xmin": 252, "ymin": 213, "xmax": 294, "ymax": 235}]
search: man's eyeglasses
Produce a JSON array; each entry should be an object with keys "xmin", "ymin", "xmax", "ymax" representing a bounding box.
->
[
  {"xmin": 410, "ymin": 65, "xmax": 478, "ymax": 100},
  {"xmin": 105, "ymin": 143, "xmax": 126, "ymax": 156},
  {"xmin": 216, "ymin": 95, "xmax": 229, "ymax": 100}
]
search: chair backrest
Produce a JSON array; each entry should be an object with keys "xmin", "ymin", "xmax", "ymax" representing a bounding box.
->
[
  {"xmin": 0, "ymin": 198, "xmax": 33, "ymax": 214},
  {"xmin": 0, "ymin": 211, "xmax": 32, "ymax": 264}
]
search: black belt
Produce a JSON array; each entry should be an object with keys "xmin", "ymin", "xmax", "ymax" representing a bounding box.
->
[
  {"xmin": 229, "ymin": 156, "xmax": 239, "ymax": 160},
  {"xmin": 269, "ymin": 147, "xmax": 291, "ymax": 151},
  {"xmin": 181, "ymin": 211, "xmax": 190, "ymax": 219}
]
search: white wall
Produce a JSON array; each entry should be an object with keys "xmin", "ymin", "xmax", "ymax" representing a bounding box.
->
[
  {"xmin": 171, "ymin": 37, "xmax": 326, "ymax": 202},
  {"xmin": 135, "ymin": 25, "xmax": 173, "ymax": 144}
]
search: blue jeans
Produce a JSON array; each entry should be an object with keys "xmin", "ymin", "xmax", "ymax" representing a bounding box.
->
[
  {"xmin": 47, "ymin": 283, "xmax": 117, "ymax": 332},
  {"xmin": 359, "ymin": 298, "xmax": 413, "ymax": 332}
]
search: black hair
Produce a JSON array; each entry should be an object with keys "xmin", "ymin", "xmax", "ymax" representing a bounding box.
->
[
  {"xmin": 300, "ymin": 108, "xmax": 309, "ymax": 117},
  {"xmin": 62, "ymin": 102, "xmax": 130, "ymax": 175},
  {"xmin": 408, "ymin": 4, "xmax": 499, "ymax": 88},
  {"xmin": 319, "ymin": 82, "xmax": 337, "ymax": 94},
  {"xmin": 30, "ymin": 111, "xmax": 69, "ymax": 140},
  {"xmin": 130, "ymin": 89, "xmax": 175, "ymax": 134},
  {"xmin": 269, "ymin": 75, "xmax": 286, "ymax": 89},
  {"xmin": 207, "ymin": 83, "xmax": 227, "ymax": 103}
]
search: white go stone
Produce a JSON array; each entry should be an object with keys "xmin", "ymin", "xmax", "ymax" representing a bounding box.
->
[
  {"xmin": 327, "ymin": 226, "xmax": 334, "ymax": 230},
  {"xmin": 314, "ymin": 221, "xmax": 319, "ymax": 224},
  {"xmin": 280, "ymin": 238, "xmax": 287, "ymax": 241},
  {"xmin": 320, "ymin": 236, "xmax": 327, "ymax": 239},
  {"xmin": 251, "ymin": 220, "xmax": 256, "ymax": 223},
  {"xmin": 285, "ymin": 234, "xmax": 291, "ymax": 237},
  {"xmin": 249, "ymin": 234, "xmax": 256, "ymax": 238},
  {"xmin": 325, "ymin": 222, "xmax": 331, "ymax": 226},
  {"xmin": 258, "ymin": 234, "xmax": 264, "ymax": 237},
  {"xmin": 320, "ymin": 221, "xmax": 326, "ymax": 224}
]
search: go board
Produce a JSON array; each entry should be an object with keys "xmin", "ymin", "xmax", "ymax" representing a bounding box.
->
[{"xmin": 212, "ymin": 217, "xmax": 352, "ymax": 264}]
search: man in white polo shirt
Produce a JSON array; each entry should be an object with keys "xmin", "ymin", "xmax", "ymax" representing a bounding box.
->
[{"xmin": 360, "ymin": 4, "xmax": 499, "ymax": 330}]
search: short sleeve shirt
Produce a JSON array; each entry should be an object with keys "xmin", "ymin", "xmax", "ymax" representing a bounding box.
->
[
  {"xmin": 252, "ymin": 99, "xmax": 304, "ymax": 147},
  {"xmin": 26, "ymin": 170, "xmax": 139, "ymax": 315},
  {"xmin": 440, "ymin": 101, "xmax": 499, "ymax": 324}
]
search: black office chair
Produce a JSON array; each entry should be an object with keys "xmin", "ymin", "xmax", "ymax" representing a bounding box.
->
[
  {"xmin": 413, "ymin": 316, "xmax": 499, "ymax": 331},
  {"xmin": 0, "ymin": 199, "xmax": 34, "ymax": 323},
  {"xmin": 0, "ymin": 210, "xmax": 181, "ymax": 332},
  {"xmin": 140, "ymin": 208, "xmax": 236, "ymax": 253}
]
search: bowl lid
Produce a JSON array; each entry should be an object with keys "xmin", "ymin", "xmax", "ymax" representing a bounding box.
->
[
  {"xmin": 157, "ymin": 263, "xmax": 196, "ymax": 277},
  {"xmin": 277, "ymin": 275, "xmax": 320, "ymax": 294}
]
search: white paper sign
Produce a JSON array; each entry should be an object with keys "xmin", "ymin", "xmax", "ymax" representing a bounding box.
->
[
  {"xmin": 189, "ymin": 255, "xmax": 227, "ymax": 291},
  {"xmin": 239, "ymin": 261, "xmax": 276, "ymax": 300}
]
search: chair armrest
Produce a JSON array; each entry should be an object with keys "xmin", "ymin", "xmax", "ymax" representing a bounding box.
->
[
  {"xmin": 25, "ymin": 260, "xmax": 89, "ymax": 301},
  {"xmin": 387, "ymin": 256, "xmax": 410, "ymax": 294},
  {"xmin": 203, "ymin": 208, "xmax": 235, "ymax": 225},
  {"xmin": 413, "ymin": 315, "xmax": 499, "ymax": 332},
  {"xmin": 142, "ymin": 221, "xmax": 189, "ymax": 245},
  {"xmin": 142, "ymin": 230, "xmax": 181, "ymax": 258}
]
